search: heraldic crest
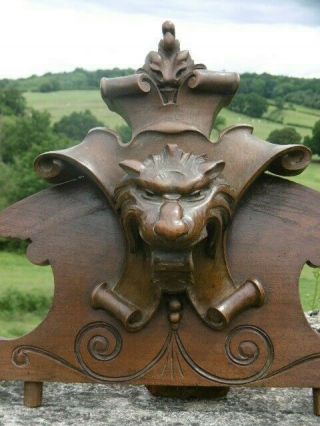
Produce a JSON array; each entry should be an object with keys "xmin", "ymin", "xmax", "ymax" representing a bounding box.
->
[{"xmin": 33, "ymin": 21, "xmax": 310, "ymax": 332}]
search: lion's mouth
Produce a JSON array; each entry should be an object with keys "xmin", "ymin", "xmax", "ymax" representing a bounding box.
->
[{"xmin": 150, "ymin": 248, "xmax": 195, "ymax": 293}]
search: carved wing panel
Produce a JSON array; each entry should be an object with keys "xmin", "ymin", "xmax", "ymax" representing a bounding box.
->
[{"xmin": 0, "ymin": 178, "xmax": 126, "ymax": 283}]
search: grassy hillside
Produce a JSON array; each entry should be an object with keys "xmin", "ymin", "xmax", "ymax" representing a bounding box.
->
[
  {"xmin": 24, "ymin": 90, "xmax": 318, "ymax": 140},
  {"xmin": 0, "ymin": 68, "xmax": 135, "ymax": 92},
  {"xmin": 2, "ymin": 68, "xmax": 320, "ymax": 109},
  {"xmin": 0, "ymin": 252, "xmax": 53, "ymax": 338},
  {"xmin": 25, "ymin": 90, "xmax": 123, "ymax": 127},
  {"xmin": 290, "ymin": 162, "xmax": 320, "ymax": 191}
]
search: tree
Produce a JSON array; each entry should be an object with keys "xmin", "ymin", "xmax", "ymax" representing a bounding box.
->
[
  {"xmin": 116, "ymin": 124, "xmax": 131, "ymax": 143},
  {"xmin": 39, "ymin": 80, "xmax": 61, "ymax": 92},
  {"xmin": 213, "ymin": 116, "xmax": 226, "ymax": 131},
  {"xmin": 209, "ymin": 116, "xmax": 227, "ymax": 140},
  {"xmin": 304, "ymin": 120, "xmax": 320, "ymax": 155},
  {"xmin": 267, "ymin": 127, "xmax": 302, "ymax": 145},
  {"xmin": 53, "ymin": 110, "xmax": 104, "ymax": 141},
  {"xmin": 0, "ymin": 89, "xmax": 26, "ymax": 116},
  {"xmin": 0, "ymin": 109, "xmax": 71, "ymax": 251},
  {"xmin": 0, "ymin": 110, "xmax": 71, "ymax": 204},
  {"xmin": 0, "ymin": 110, "xmax": 53, "ymax": 163},
  {"xmin": 6, "ymin": 140, "xmax": 65, "ymax": 203},
  {"xmin": 229, "ymin": 93, "xmax": 268, "ymax": 118},
  {"xmin": 274, "ymin": 97, "xmax": 284, "ymax": 110},
  {"xmin": 229, "ymin": 94, "xmax": 246, "ymax": 115}
]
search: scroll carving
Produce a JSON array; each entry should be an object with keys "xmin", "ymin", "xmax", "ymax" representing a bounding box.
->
[
  {"xmin": 31, "ymin": 21, "xmax": 311, "ymax": 334},
  {"xmin": 12, "ymin": 299, "xmax": 320, "ymax": 386},
  {"xmin": 0, "ymin": 17, "xmax": 318, "ymax": 414},
  {"xmin": 12, "ymin": 302, "xmax": 276, "ymax": 385},
  {"xmin": 11, "ymin": 322, "xmax": 320, "ymax": 385}
]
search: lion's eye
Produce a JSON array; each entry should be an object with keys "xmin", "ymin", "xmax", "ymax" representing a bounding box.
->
[
  {"xmin": 182, "ymin": 190, "xmax": 206, "ymax": 202},
  {"xmin": 142, "ymin": 189, "xmax": 160, "ymax": 200}
]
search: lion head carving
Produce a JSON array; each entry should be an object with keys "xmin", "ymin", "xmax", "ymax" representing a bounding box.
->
[{"xmin": 114, "ymin": 144, "xmax": 235, "ymax": 258}]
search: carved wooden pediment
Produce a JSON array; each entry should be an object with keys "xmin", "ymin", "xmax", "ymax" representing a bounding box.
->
[
  {"xmin": 0, "ymin": 20, "xmax": 319, "ymax": 414},
  {"xmin": 32, "ymin": 22, "xmax": 310, "ymax": 332}
]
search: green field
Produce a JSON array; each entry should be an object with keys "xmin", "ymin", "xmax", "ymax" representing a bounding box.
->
[
  {"xmin": 25, "ymin": 90, "xmax": 124, "ymax": 129},
  {"xmin": 290, "ymin": 162, "xmax": 320, "ymax": 191},
  {"xmin": 24, "ymin": 90, "xmax": 319, "ymax": 140},
  {"xmin": 0, "ymin": 252, "xmax": 53, "ymax": 338},
  {"xmin": 0, "ymin": 90, "xmax": 317, "ymax": 339}
]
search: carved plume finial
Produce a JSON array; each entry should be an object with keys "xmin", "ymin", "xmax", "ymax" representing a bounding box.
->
[
  {"xmin": 161, "ymin": 20, "xmax": 176, "ymax": 52},
  {"xmin": 140, "ymin": 21, "xmax": 205, "ymax": 101},
  {"xmin": 100, "ymin": 20, "xmax": 240, "ymax": 138},
  {"xmin": 162, "ymin": 20, "xmax": 175, "ymax": 37}
]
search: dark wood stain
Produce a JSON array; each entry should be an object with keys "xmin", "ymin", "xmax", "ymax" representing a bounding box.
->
[{"xmin": 0, "ymin": 21, "xmax": 319, "ymax": 415}]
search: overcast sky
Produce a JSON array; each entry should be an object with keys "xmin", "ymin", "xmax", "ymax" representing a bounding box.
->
[{"xmin": 0, "ymin": 0, "xmax": 319, "ymax": 79}]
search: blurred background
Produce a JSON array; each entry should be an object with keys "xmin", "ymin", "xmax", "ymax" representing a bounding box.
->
[{"xmin": 0, "ymin": 0, "xmax": 319, "ymax": 337}]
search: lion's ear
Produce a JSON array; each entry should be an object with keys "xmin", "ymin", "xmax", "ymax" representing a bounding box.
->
[
  {"xmin": 200, "ymin": 160, "xmax": 225, "ymax": 179},
  {"xmin": 119, "ymin": 160, "xmax": 145, "ymax": 176}
]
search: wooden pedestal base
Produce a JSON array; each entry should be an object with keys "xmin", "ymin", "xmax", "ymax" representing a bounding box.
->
[
  {"xmin": 20, "ymin": 383, "xmax": 320, "ymax": 416},
  {"xmin": 313, "ymin": 388, "xmax": 320, "ymax": 416},
  {"xmin": 24, "ymin": 382, "xmax": 43, "ymax": 408},
  {"xmin": 145, "ymin": 385, "xmax": 230, "ymax": 399}
]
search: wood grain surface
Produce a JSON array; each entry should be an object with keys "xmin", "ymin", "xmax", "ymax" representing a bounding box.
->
[{"xmin": 0, "ymin": 174, "xmax": 318, "ymax": 388}]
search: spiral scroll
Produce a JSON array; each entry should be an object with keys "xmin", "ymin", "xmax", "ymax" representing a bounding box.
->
[
  {"xmin": 175, "ymin": 325, "xmax": 274, "ymax": 385},
  {"xmin": 12, "ymin": 345, "xmax": 83, "ymax": 374},
  {"xmin": 12, "ymin": 347, "xmax": 30, "ymax": 367},
  {"xmin": 268, "ymin": 146, "xmax": 311, "ymax": 176},
  {"xmin": 225, "ymin": 325, "xmax": 273, "ymax": 370},
  {"xmin": 12, "ymin": 323, "xmax": 320, "ymax": 384},
  {"xmin": 76, "ymin": 322, "xmax": 122, "ymax": 363},
  {"xmin": 74, "ymin": 321, "xmax": 170, "ymax": 382}
]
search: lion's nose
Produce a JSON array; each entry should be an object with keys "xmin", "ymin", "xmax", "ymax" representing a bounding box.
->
[{"xmin": 154, "ymin": 201, "xmax": 188, "ymax": 240}]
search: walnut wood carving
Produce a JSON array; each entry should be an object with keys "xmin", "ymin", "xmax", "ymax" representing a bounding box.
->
[{"xmin": 0, "ymin": 21, "xmax": 319, "ymax": 415}]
